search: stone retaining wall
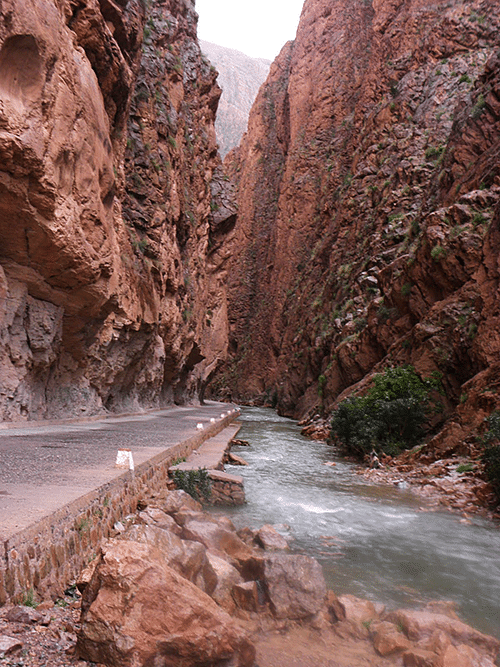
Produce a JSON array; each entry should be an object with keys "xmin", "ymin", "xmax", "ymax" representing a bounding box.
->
[
  {"xmin": 0, "ymin": 413, "xmax": 238, "ymax": 606},
  {"xmin": 209, "ymin": 470, "xmax": 246, "ymax": 505}
]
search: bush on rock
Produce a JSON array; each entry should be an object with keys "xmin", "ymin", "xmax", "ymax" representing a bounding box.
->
[{"xmin": 330, "ymin": 365, "xmax": 442, "ymax": 459}]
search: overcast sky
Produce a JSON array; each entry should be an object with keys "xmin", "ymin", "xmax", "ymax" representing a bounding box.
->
[{"xmin": 195, "ymin": 0, "xmax": 305, "ymax": 61}]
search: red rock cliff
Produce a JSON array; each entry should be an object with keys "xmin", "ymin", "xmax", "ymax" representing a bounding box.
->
[
  {"xmin": 0, "ymin": 0, "xmax": 235, "ymax": 419},
  {"xmin": 219, "ymin": 0, "xmax": 500, "ymax": 449}
]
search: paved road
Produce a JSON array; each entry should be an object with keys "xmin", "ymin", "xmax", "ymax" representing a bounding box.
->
[{"xmin": 0, "ymin": 401, "xmax": 238, "ymax": 540}]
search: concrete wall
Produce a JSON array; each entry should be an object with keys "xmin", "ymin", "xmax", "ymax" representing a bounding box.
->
[{"xmin": 0, "ymin": 413, "xmax": 238, "ymax": 605}]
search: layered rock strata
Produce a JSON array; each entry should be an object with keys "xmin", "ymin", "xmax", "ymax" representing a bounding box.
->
[
  {"xmin": 219, "ymin": 0, "xmax": 500, "ymax": 451},
  {"xmin": 0, "ymin": 0, "xmax": 234, "ymax": 420}
]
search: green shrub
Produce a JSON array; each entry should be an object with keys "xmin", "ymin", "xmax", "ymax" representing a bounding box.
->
[
  {"xmin": 480, "ymin": 411, "xmax": 500, "ymax": 505},
  {"xmin": 22, "ymin": 588, "xmax": 37, "ymax": 608},
  {"xmin": 330, "ymin": 366, "xmax": 441, "ymax": 459},
  {"xmin": 171, "ymin": 468, "xmax": 212, "ymax": 502},
  {"xmin": 318, "ymin": 374, "xmax": 327, "ymax": 398}
]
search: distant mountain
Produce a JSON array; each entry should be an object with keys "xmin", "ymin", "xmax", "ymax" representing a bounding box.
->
[{"xmin": 200, "ymin": 40, "xmax": 271, "ymax": 158}]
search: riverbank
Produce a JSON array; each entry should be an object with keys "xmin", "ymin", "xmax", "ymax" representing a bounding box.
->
[
  {"xmin": 300, "ymin": 418, "xmax": 500, "ymax": 523},
  {"xmin": 361, "ymin": 453, "xmax": 500, "ymax": 523},
  {"xmin": 0, "ymin": 489, "xmax": 498, "ymax": 667}
]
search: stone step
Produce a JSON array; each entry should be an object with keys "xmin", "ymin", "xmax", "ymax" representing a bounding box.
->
[
  {"xmin": 169, "ymin": 425, "xmax": 246, "ymax": 505},
  {"xmin": 170, "ymin": 425, "xmax": 241, "ymax": 472}
]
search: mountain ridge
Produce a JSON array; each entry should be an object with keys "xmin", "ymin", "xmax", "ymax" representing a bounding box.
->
[{"xmin": 200, "ymin": 39, "xmax": 271, "ymax": 157}]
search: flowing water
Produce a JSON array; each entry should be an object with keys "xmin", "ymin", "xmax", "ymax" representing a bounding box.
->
[{"xmin": 213, "ymin": 407, "xmax": 500, "ymax": 639}]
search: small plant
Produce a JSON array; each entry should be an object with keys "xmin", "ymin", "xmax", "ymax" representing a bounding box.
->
[
  {"xmin": 22, "ymin": 588, "xmax": 37, "ymax": 608},
  {"xmin": 458, "ymin": 73, "xmax": 472, "ymax": 84},
  {"xmin": 171, "ymin": 456, "xmax": 186, "ymax": 466},
  {"xmin": 431, "ymin": 245, "xmax": 446, "ymax": 262},
  {"xmin": 472, "ymin": 211, "xmax": 487, "ymax": 226},
  {"xmin": 456, "ymin": 462, "xmax": 474, "ymax": 474},
  {"xmin": 425, "ymin": 145, "xmax": 445, "ymax": 161},
  {"xmin": 318, "ymin": 374, "xmax": 327, "ymax": 399},
  {"xmin": 171, "ymin": 468, "xmax": 212, "ymax": 502},
  {"xmin": 401, "ymin": 282, "xmax": 412, "ymax": 297},
  {"xmin": 76, "ymin": 517, "xmax": 90, "ymax": 534},
  {"xmin": 468, "ymin": 322, "xmax": 478, "ymax": 339},
  {"xmin": 471, "ymin": 94, "xmax": 486, "ymax": 119}
]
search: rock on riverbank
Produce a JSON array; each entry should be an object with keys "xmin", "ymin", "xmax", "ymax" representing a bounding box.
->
[
  {"xmin": 74, "ymin": 489, "xmax": 499, "ymax": 667},
  {"xmin": 0, "ymin": 488, "xmax": 498, "ymax": 666}
]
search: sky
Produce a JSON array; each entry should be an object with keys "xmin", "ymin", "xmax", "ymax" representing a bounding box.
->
[{"xmin": 195, "ymin": 0, "xmax": 305, "ymax": 61}]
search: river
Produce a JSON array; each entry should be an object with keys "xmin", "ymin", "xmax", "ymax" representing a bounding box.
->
[{"xmin": 212, "ymin": 407, "xmax": 500, "ymax": 639}]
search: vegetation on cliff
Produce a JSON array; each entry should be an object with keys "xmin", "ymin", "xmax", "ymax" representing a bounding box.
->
[
  {"xmin": 330, "ymin": 365, "xmax": 442, "ymax": 459},
  {"xmin": 215, "ymin": 0, "xmax": 500, "ymax": 473}
]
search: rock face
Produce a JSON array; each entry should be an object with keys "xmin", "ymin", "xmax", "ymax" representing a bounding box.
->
[
  {"xmin": 77, "ymin": 539, "xmax": 255, "ymax": 667},
  {"xmin": 218, "ymin": 0, "xmax": 500, "ymax": 449},
  {"xmin": 199, "ymin": 40, "xmax": 271, "ymax": 158},
  {"xmin": 0, "ymin": 0, "xmax": 234, "ymax": 420}
]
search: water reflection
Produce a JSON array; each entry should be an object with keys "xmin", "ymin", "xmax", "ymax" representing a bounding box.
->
[{"xmin": 214, "ymin": 407, "xmax": 500, "ymax": 638}]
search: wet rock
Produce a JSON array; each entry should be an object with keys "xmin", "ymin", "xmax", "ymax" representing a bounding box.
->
[
  {"xmin": 263, "ymin": 554, "xmax": 326, "ymax": 619},
  {"xmin": 77, "ymin": 539, "xmax": 255, "ymax": 667},
  {"xmin": 226, "ymin": 452, "xmax": 249, "ymax": 466},
  {"xmin": 255, "ymin": 524, "xmax": 289, "ymax": 551}
]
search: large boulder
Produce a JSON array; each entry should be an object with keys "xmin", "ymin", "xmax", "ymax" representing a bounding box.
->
[
  {"xmin": 77, "ymin": 540, "xmax": 255, "ymax": 667},
  {"xmin": 120, "ymin": 525, "xmax": 216, "ymax": 594},
  {"xmin": 263, "ymin": 554, "xmax": 326, "ymax": 619},
  {"xmin": 181, "ymin": 519, "xmax": 254, "ymax": 568},
  {"xmin": 206, "ymin": 552, "xmax": 243, "ymax": 613},
  {"xmin": 160, "ymin": 490, "xmax": 203, "ymax": 514},
  {"xmin": 137, "ymin": 507, "xmax": 182, "ymax": 535},
  {"xmin": 255, "ymin": 524, "xmax": 289, "ymax": 551},
  {"xmin": 386, "ymin": 608, "xmax": 500, "ymax": 655}
]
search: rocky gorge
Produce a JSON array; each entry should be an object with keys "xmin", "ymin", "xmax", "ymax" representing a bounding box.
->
[
  {"xmin": 1, "ymin": 0, "xmax": 500, "ymax": 664},
  {"xmin": 218, "ymin": 0, "xmax": 500, "ymax": 466},
  {"xmin": 0, "ymin": 0, "xmax": 235, "ymax": 421}
]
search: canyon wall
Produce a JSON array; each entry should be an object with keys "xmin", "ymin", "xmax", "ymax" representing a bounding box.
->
[
  {"xmin": 218, "ymin": 0, "xmax": 500, "ymax": 450},
  {"xmin": 0, "ymin": 0, "xmax": 234, "ymax": 420}
]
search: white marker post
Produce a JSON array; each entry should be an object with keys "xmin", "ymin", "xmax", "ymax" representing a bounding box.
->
[{"xmin": 116, "ymin": 449, "xmax": 134, "ymax": 471}]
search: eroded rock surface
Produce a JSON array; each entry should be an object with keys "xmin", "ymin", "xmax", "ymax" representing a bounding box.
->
[
  {"xmin": 217, "ymin": 0, "xmax": 500, "ymax": 458},
  {"xmin": 0, "ymin": 0, "xmax": 233, "ymax": 420}
]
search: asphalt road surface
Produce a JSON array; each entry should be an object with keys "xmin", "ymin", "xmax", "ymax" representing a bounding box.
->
[{"xmin": 0, "ymin": 401, "xmax": 237, "ymax": 540}]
